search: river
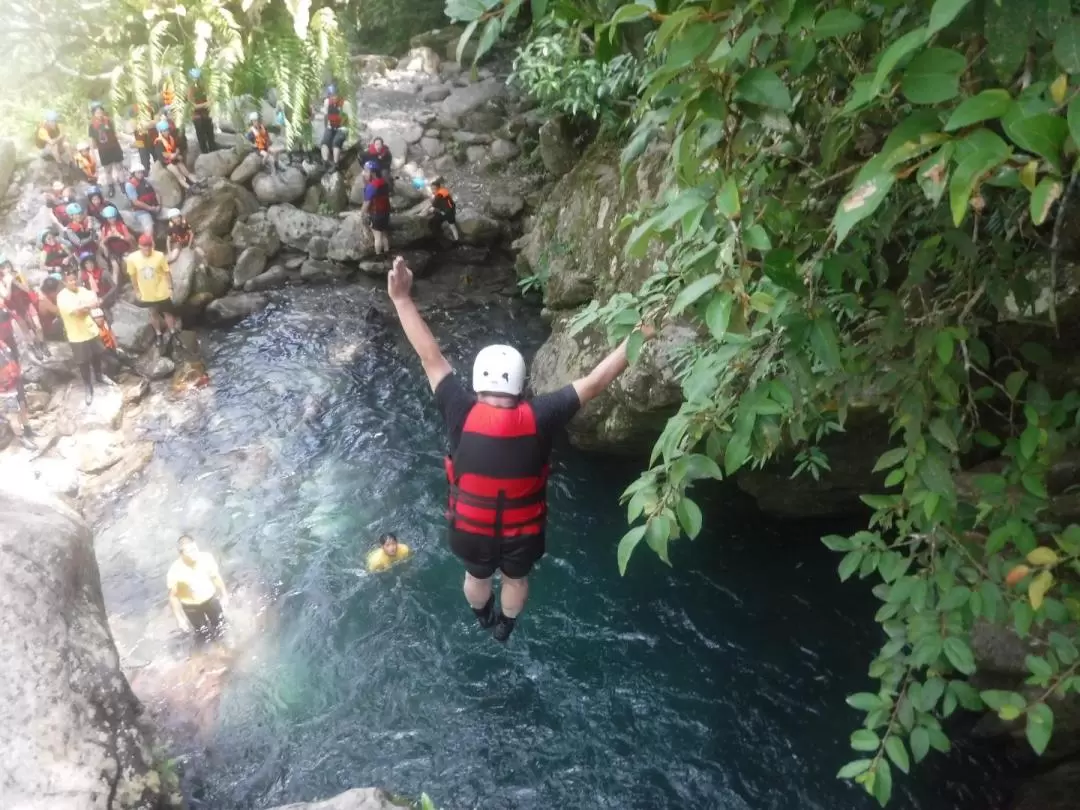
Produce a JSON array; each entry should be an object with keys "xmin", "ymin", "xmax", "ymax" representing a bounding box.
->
[{"xmin": 91, "ymin": 280, "xmax": 1013, "ymax": 810}]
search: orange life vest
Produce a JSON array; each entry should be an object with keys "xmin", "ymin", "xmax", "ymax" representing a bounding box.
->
[
  {"xmin": 248, "ymin": 125, "xmax": 270, "ymax": 151},
  {"xmin": 156, "ymin": 132, "xmax": 180, "ymax": 162},
  {"xmin": 75, "ymin": 151, "xmax": 97, "ymax": 179}
]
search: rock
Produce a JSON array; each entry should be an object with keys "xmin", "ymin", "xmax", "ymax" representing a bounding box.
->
[
  {"xmin": 539, "ymin": 115, "xmax": 578, "ymax": 178},
  {"xmin": 265, "ymin": 787, "xmax": 409, "ymax": 810},
  {"xmin": 232, "ymin": 247, "xmax": 269, "ymax": 288},
  {"xmin": 433, "ymin": 155, "xmax": 458, "ymax": 172},
  {"xmin": 358, "ymin": 250, "xmax": 433, "ymax": 277},
  {"xmin": 299, "ymin": 259, "xmax": 349, "ymax": 283},
  {"xmin": 440, "ymin": 61, "xmax": 463, "ymax": 79},
  {"xmin": 420, "ymin": 137, "xmax": 445, "ymax": 158},
  {"xmin": 182, "ymin": 177, "xmax": 260, "ymax": 236},
  {"xmin": 456, "ymin": 207, "xmax": 501, "ymax": 245},
  {"xmin": 350, "ymin": 53, "xmax": 398, "ymax": 76},
  {"xmin": 0, "ymin": 138, "xmax": 14, "ymax": 196},
  {"xmin": 231, "ymin": 210, "xmax": 282, "ymax": 257},
  {"xmin": 402, "ymin": 123, "xmax": 425, "ymax": 145},
  {"xmin": 308, "ymin": 236, "xmax": 330, "ymax": 260},
  {"xmin": 170, "ymin": 246, "xmax": 200, "ymax": 305},
  {"xmin": 265, "ymin": 204, "xmax": 338, "ymax": 252},
  {"xmin": 109, "ymin": 301, "xmax": 155, "ymax": 353},
  {"xmin": 422, "ymin": 85, "xmax": 452, "ymax": 103},
  {"xmin": 192, "ymin": 264, "xmax": 232, "ymax": 299},
  {"xmin": 320, "ymin": 171, "xmax": 349, "ymax": 213},
  {"xmin": 79, "ymin": 441, "xmax": 155, "ymax": 499},
  {"xmin": 149, "ymin": 162, "xmax": 184, "ymax": 210},
  {"xmin": 486, "ymin": 194, "xmax": 525, "ymax": 219},
  {"xmin": 1010, "ymin": 760, "xmax": 1080, "ymax": 810},
  {"xmin": 196, "ymin": 232, "xmax": 236, "ymax": 268},
  {"xmin": 195, "ymin": 144, "xmax": 250, "ymax": 178},
  {"xmin": 490, "ymin": 138, "xmax": 520, "ymax": 161},
  {"xmin": 452, "ymin": 131, "xmax": 490, "ymax": 145},
  {"xmin": 229, "ymin": 151, "xmax": 265, "ymax": 185},
  {"xmin": 137, "ymin": 352, "xmax": 176, "ymax": 380},
  {"xmin": 252, "ymin": 167, "xmax": 307, "ymax": 205},
  {"xmin": 0, "ymin": 488, "xmax": 169, "ymax": 809},
  {"xmin": 245, "ymin": 265, "xmax": 289, "ymax": 292},
  {"xmin": 205, "ymin": 292, "xmax": 269, "ymax": 324},
  {"xmin": 348, "ymin": 175, "xmax": 367, "ymax": 207},
  {"xmin": 56, "ymin": 383, "xmax": 124, "ymax": 433},
  {"xmin": 398, "ymin": 46, "xmax": 441, "ymax": 74},
  {"xmin": 326, "ymin": 212, "xmax": 433, "ymax": 262},
  {"xmin": 461, "ymin": 108, "xmax": 505, "ymax": 133},
  {"xmin": 121, "ymin": 377, "xmax": 150, "ymax": 405},
  {"xmin": 284, "ymin": 254, "xmax": 306, "ymax": 271},
  {"xmin": 439, "ymin": 81, "xmax": 507, "ymax": 121},
  {"xmin": 465, "ymin": 145, "xmax": 488, "ymax": 164},
  {"xmin": 301, "ymin": 185, "xmax": 322, "ymax": 214},
  {"xmin": 57, "ymin": 429, "xmax": 125, "ymax": 474},
  {"xmin": 34, "ymin": 458, "xmax": 80, "ymax": 498},
  {"xmin": 24, "ymin": 388, "xmax": 52, "ymax": 413}
]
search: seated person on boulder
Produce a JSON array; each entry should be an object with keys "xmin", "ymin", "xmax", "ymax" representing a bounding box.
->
[
  {"xmin": 426, "ymin": 177, "xmax": 460, "ymax": 241},
  {"xmin": 63, "ymin": 203, "xmax": 101, "ymax": 258},
  {"xmin": 100, "ymin": 206, "xmax": 134, "ymax": 280},
  {"xmin": 165, "ymin": 208, "xmax": 197, "ymax": 262},
  {"xmin": 86, "ymin": 185, "xmax": 110, "ymax": 224},
  {"xmin": 320, "ymin": 83, "xmax": 350, "ymax": 168},
  {"xmin": 74, "ymin": 141, "xmax": 98, "ymax": 185},
  {"xmin": 35, "ymin": 110, "xmax": 67, "ymax": 164},
  {"xmin": 40, "ymin": 227, "xmax": 72, "ymax": 272},
  {"xmin": 125, "ymin": 160, "xmax": 161, "ymax": 235},
  {"xmin": 49, "ymin": 185, "xmax": 77, "ymax": 229},
  {"xmin": 245, "ymin": 111, "xmax": 273, "ymax": 166},
  {"xmin": 154, "ymin": 119, "xmax": 197, "ymax": 191}
]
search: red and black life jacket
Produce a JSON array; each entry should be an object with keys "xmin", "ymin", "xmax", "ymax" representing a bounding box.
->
[
  {"xmin": 102, "ymin": 222, "xmax": 133, "ymax": 254},
  {"xmin": 433, "ymin": 187, "xmax": 455, "ymax": 214},
  {"xmin": 367, "ymin": 143, "xmax": 391, "ymax": 169},
  {"xmin": 67, "ymin": 220, "xmax": 98, "ymax": 253},
  {"xmin": 130, "ymin": 175, "xmax": 159, "ymax": 208},
  {"xmin": 326, "ymin": 95, "xmax": 344, "ymax": 128},
  {"xmin": 89, "ymin": 115, "xmax": 119, "ymax": 149},
  {"xmin": 168, "ymin": 220, "xmax": 193, "ymax": 247},
  {"xmin": 42, "ymin": 240, "xmax": 67, "ymax": 268},
  {"xmin": 443, "ymin": 402, "xmax": 550, "ymax": 538},
  {"xmin": 366, "ymin": 177, "xmax": 391, "ymax": 216},
  {"xmin": 52, "ymin": 201, "xmax": 73, "ymax": 226},
  {"xmin": 80, "ymin": 265, "xmax": 113, "ymax": 297}
]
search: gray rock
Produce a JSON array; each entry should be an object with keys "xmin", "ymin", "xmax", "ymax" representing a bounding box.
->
[
  {"xmin": 0, "ymin": 488, "xmax": 169, "ymax": 810},
  {"xmin": 440, "ymin": 60, "xmax": 463, "ymax": 78},
  {"xmin": 461, "ymin": 108, "xmax": 504, "ymax": 133},
  {"xmin": 265, "ymin": 787, "xmax": 408, "ymax": 810},
  {"xmin": 308, "ymin": 236, "xmax": 330, "ymax": 260},
  {"xmin": 252, "ymin": 167, "xmax": 308, "ymax": 205},
  {"xmin": 196, "ymin": 232, "xmax": 236, "ymax": 268},
  {"xmin": 265, "ymin": 204, "xmax": 338, "ymax": 251},
  {"xmin": 301, "ymin": 184, "xmax": 322, "ymax": 214},
  {"xmin": 402, "ymin": 124, "xmax": 425, "ymax": 145},
  {"xmin": 490, "ymin": 138, "xmax": 520, "ymax": 161},
  {"xmin": 182, "ymin": 177, "xmax": 260, "ymax": 236},
  {"xmin": 452, "ymin": 131, "xmax": 491, "ymax": 145},
  {"xmin": 439, "ymin": 80, "xmax": 507, "ymax": 119},
  {"xmin": 205, "ymin": 292, "xmax": 270, "ymax": 324},
  {"xmin": 0, "ymin": 138, "xmax": 14, "ymax": 197},
  {"xmin": 539, "ymin": 116, "xmax": 578, "ymax": 178},
  {"xmin": 245, "ymin": 265, "xmax": 289, "ymax": 292},
  {"xmin": 192, "ymin": 264, "xmax": 232, "ymax": 299},
  {"xmin": 465, "ymin": 145, "xmax": 488, "ymax": 164},
  {"xmin": 230, "ymin": 151, "xmax": 265, "ymax": 185},
  {"xmin": 136, "ymin": 348, "xmax": 175, "ymax": 380},
  {"xmin": 108, "ymin": 301, "xmax": 154, "ymax": 353},
  {"xmin": 320, "ymin": 171, "xmax": 349, "ymax": 213},
  {"xmin": 433, "ymin": 155, "xmax": 458, "ymax": 172},
  {"xmin": 398, "ymin": 46, "xmax": 441, "ymax": 74},
  {"xmin": 300, "ymin": 259, "xmax": 350, "ymax": 283},
  {"xmin": 327, "ymin": 212, "xmax": 433, "ymax": 262},
  {"xmin": 232, "ymin": 209, "xmax": 282, "ymax": 257},
  {"xmin": 284, "ymin": 254, "xmax": 306, "ymax": 271},
  {"xmin": 456, "ymin": 207, "xmax": 501, "ymax": 245},
  {"xmin": 351, "ymin": 53, "xmax": 398, "ymax": 76},
  {"xmin": 195, "ymin": 144, "xmax": 250, "ymax": 178},
  {"xmin": 420, "ymin": 137, "xmax": 445, "ymax": 158},
  {"xmin": 170, "ymin": 246, "xmax": 200, "ymax": 305},
  {"xmin": 348, "ymin": 175, "xmax": 367, "ymax": 207},
  {"xmin": 422, "ymin": 85, "xmax": 452, "ymax": 103},
  {"xmin": 486, "ymin": 194, "xmax": 525, "ymax": 220},
  {"xmin": 1009, "ymin": 760, "xmax": 1080, "ymax": 810},
  {"xmin": 415, "ymin": 110, "xmax": 438, "ymax": 127},
  {"xmin": 56, "ymin": 383, "xmax": 124, "ymax": 434},
  {"xmin": 233, "ymin": 247, "xmax": 269, "ymax": 288},
  {"xmin": 149, "ymin": 162, "xmax": 184, "ymax": 210}
]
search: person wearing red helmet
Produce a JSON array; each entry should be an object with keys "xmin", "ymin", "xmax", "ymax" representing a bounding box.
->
[{"xmin": 126, "ymin": 232, "xmax": 178, "ymax": 347}]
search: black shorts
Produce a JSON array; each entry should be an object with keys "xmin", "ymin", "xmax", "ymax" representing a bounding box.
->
[
  {"xmin": 321, "ymin": 128, "xmax": 347, "ymax": 149},
  {"xmin": 434, "ymin": 209, "xmax": 456, "ymax": 225},
  {"xmin": 182, "ymin": 596, "xmax": 226, "ymax": 642},
  {"xmin": 70, "ymin": 337, "xmax": 102, "ymax": 364},
  {"xmin": 449, "ymin": 528, "xmax": 546, "ymax": 579},
  {"xmin": 135, "ymin": 298, "xmax": 178, "ymax": 315},
  {"xmin": 368, "ymin": 213, "xmax": 390, "ymax": 232},
  {"xmin": 98, "ymin": 144, "xmax": 124, "ymax": 166}
]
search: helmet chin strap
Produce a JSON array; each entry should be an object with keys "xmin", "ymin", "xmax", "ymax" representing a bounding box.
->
[{"xmin": 477, "ymin": 393, "xmax": 520, "ymax": 408}]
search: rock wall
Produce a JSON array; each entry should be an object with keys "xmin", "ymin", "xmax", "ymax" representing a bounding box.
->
[{"xmin": 0, "ymin": 485, "xmax": 174, "ymax": 810}]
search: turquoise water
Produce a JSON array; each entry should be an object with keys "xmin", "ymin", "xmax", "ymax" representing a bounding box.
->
[{"xmin": 95, "ymin": 283, "xmax": 1012, "ymax": 809}]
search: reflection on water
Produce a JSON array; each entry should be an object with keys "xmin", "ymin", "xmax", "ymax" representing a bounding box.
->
[{"xmin": 93, "ymin": 284, "xmax": 1013, "ymax": 809}]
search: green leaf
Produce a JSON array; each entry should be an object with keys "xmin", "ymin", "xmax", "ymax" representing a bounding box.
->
[
  {"xmin": 901, "ymin": 48, "xmax": 965, "ymax": 105},
  {"xmin": 851, "ymin": 729, "xmax": 880, "ymax": 752},
  {"xmin": 1006, "ymin": 369, "xmax": 1028, "ymax": 398},
  {"xmin": 873, "ymin": 446, "xmax": 908, "ymax": 473},
  {"xmin": 717, "ymin": 177, "xmax": 741, "ymax": 218},
  {"xmin": 884, "ymin": 469, "xmax": 905, "ymax": 488},
  {"xmin": 743, "ymin": 224, "xmax": 772, "ymax": 251},
  {"xmin": 847, "ymin": 692, "xmax": 884, "ymax": 711},
  {"xmin": 616, "ymin": 525, "xmax": 646, "ymax": 574},
  {"xmin": 838, "ymin": 550, "xmax": 861, "ymax": 582},
  {"xmin": 833, "ymin": 172, "xmax": 896, "ymax": 244},
  {"xmin": 870, "ymin": 27, "xmax": 930, "ymax": 98},
  {"xmin": 1026, "ymin": 654, "xmax": 1054, "ymax": 679},
  {"xmin": 644, "ymin": 515, "xmax": 672, "ymax": 564},
  {"xmin": 873, "ymin": 758, "xmax": 893, "ymax": 806},
  {"xmin": 885, "ymin": 736, "xmax": 910, "ymax": 774},
  {"xmin": 671, "ymin": 274, "xmax": 721, "ymax": 315},
  {"xmin": 1030, "ymin": 177, "xmax": 1064, "ymax": 226},
  {"xmin": 986, "ymin": 0, "xmax": 1033, "ymax": 80},
  {"xmin": 944, "ymin": 89, "xmax": 1013, "ymax": 131},
  {"xmin": 608, "ymin": 3, "xmax": 652, "ymax": 28},
  {"xmin": 1037, "ymin": 0, "xmax": 1070, "ymax": 39},
  {"xmin": 810, "ymin": 315, "xmax": 843, "ymax": 370},
  {"xmin": 910, "ymin": 727, "xmax": 931, "ymax": 763},
  {"xmin": 928, "ymin": 0, "xmax": 971, "ymax": 34},
  {"xmin": 814, "ymin": 9, "xmax": 864, "ymax": 39},
  {"xmin": 1022, "ymin": 473, "xmax": 1048, "ymax": 500},
  {"xmin": 724, "ymin": 431, "xmax": 751, "ymax": 477},
  {"xmin": 943, "ymin": 637, "xmax": 976, "ymax": 674},
  {"xmin": 705, "ymin": 294, "xmax": 733, "ymax": 339},
  {"xmin": 749, "ymin": 291, "xmax": 775, "ymax": 313},
  {"xmin": 675, "ymin": 496, "xmax": 703, "ymax": 539},
  {"xmin": 473, "ymin": 16, "xmax": 502, "ymax": 64},
  {"xmin": 1054, "ymin": 19, "xmax": 1080, "ymax": 74},
  {"xmin": 1004, "ymin": 112, "xmax": 1068, "ymax": 171},
  {"xmin": 837, "ymin": 759, "xmax": 873, "ymax": 779},
  {"xmin": 530, "ymin": 0, "xmax": 548, "ymax": 19},
  {"xmin": 949, "ymin": 145, "xmax": 1011, "ymax": 225},
  {"xmin": 762, "ymin": 249, "xmax": 806, "ymax": 293},
  {"xmin": 929, "ymin": 418, "xmax": 958, "ymax": 451},
  {"xmin": 935, "ymin": 330, "xmax": 955, "ymax": 364},
  {"xmin": 1026, "ymin": 703, "xmax": 1054, "ymax": 754},
  {"xmin": 1020, "ymin": 425, "xmax": 1042, "ymax": 460},
  {"xmin": 455, "ymin": 19, "xmax": 479, "ymax": 63},
  {"xmin": 734, "ymin": 68, "xmax": 793, "ymax": 110},
  {"xmin": 626, "ymin": 329, "xmax": 645, "ymax": 364}
]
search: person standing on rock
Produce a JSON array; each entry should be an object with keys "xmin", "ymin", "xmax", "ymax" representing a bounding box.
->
[
  {"xmin": 125, "ymin": 160, "xmax": 162, "ymax": 236},
  {"xmin": 362, "ymin": 160, "xmax": 391, "ymax": 257},
  {"xmin": 426, "ymin": 177, "xmax": 460, "ymax": 242},
  {"xmin": 387, "ymin": 255, "xmax": 653, "ymax": 642},
  {"xmin": 132, "ymin": 101, "xmax": 158, "ymax": 170},
  {"xmin": 168, "ymin": 535, "xmax": 229, "ymax": 642},
  {"xmin": 126, "ymin": 232, "xmax": 179, "ymax": 348},
  {"xmin": 88, "ymin": 102, "xmax": 126, "ymax": 198},
  {"xmin": 1, "ymin": 257, "xmax": 46, "ymax": 350},
  {"xmin": 320, "ymin": 83, "xmax": 350, "ymax": 169},
  {"xmin": 57, "ymin": 266, "xmax": 112, "ymax": 404},
  {"xmin": 0, "ymin": 337, "xmax": 36, "ymax": 451},
  {"xmin": 187, "ymin": 68, "xmax": 217, "ymax": 154}
]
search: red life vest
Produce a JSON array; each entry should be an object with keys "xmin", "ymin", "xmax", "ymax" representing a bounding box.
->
[
  {"xmin": 367, "ymin": 143, "xmax": 391, "ymax": 168},
  {"xmin": 168, "ymin": 221, "xmax": 193, "ymax": 247},
  {"xmin": 53, "ymin": 202, "xmax": 72, "ymax": 226},
  {"xmin": 0, "ymin": 339, "xmax": 18, "ymax": 393},
  {"xmin": 67, "ymin": 220, "xmax": 99, "ymax": 252},
  {"xmin": 443, "ymin": 402, "xmax": 550, "ymax": 538},
  {"xmin": 326, "ymin": 95, "xmax": 344, "ymax": 128},
  {"xmin": 102, "ymin": 223, "xmax": 133, "ymax": 254},
  {"xmin": 130, "ymin": 175, "xmax": 159, "ymax": 208},
  {"xmin": 367, "ymin": 178, "xmax": 391, "ymax": 216},
  {"xmin": 42, "ymin": 241, "xmax": 67, "ymax": 268}
]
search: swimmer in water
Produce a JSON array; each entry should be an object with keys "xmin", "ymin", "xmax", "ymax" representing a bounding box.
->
[
  {"xmin": 367, "ymin": 532, "xmax": 412, "ymax": 572},
  {"xmin": 168, "ymin": 535, "xmax": 229, "ymax": 643}
]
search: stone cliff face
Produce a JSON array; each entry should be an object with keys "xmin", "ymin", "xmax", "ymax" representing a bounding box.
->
[{"xmin": 0, "ymin": 485, "xmax": 175, "ymax": 810}]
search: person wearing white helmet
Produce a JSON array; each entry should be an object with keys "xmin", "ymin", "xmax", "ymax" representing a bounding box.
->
[
  {"xmin": 165, "ymin": 208, "xmax": 196, "ymax": 262},
  {"xmin": 124, "ymin": 159, "xmax": 161, "ymax": 235},
  {"xmin": 386, "ymin": 255, "xmax": 654, "ymax": 642},
  {"xmin": 74, "ymin": 141, "xmax": 98, "ymax": 184},
  {"xmin": 245, "ymin": 111, "xmax": 273, "ymax": 166}
]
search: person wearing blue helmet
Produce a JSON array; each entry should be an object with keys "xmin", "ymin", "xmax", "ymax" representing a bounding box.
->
[
  {"xmin": 35, "ymin": 110, "xmax": 67, "ymax": 163},
  {"xmin": 320, "ymin": 82, "xmax": 350, "ymax": 168},
  {"xmin": 89, "ymin": 102, "xmax": 125, "ymax": 197},
  {"xmin": 63, "ymin": 202, "xmax": 102, "ymax": 259},
  {"xmin": 188, "ymin": 67, "xmax": 217, "ymax": 153},
  {"xmin": 155, "ymin": 119, "xmax": 197, "ymax": 190},
  {"xmin": 361, "ymin": 160, "xmax": 392, "ymax": 255}
]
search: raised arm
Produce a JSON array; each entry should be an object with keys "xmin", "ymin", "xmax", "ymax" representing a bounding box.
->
[
  {"xmin": 572, "ymin": 326, "xmax": 655, "ymax": 406},
  {"xmin": 387, "ymin": 255, "xmax": 451, "ymax": 391}
]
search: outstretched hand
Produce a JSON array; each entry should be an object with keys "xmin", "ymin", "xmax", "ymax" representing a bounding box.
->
[{"xmin": 388, "ymin": 255, "xmax": 413, "ymax": 303}]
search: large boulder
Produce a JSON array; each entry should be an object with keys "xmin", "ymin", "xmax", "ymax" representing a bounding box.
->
[
  {"xmin": 456, "ymin": 207, "xmax": 501, "ymax": 245},
  {"xmin": 233, "ymin": 247, "xmax": 268, "ymax": 288},
  {"xmin": 539, "ymin": 115, "xmax": 579, "ymax": 178},
  {"xmin": 0, "ymin": 138, "xmax": 16, "ymax": 197},
  {"xmin": 265, "ymin": 204, "xmax": 338, "ymax": 252},
  {"xmin": 245, "ymin": 265, "xmax": 289, "ymax": 292},
  {"xmin": 205, "ymin": 292, "xmax": 269, "ymax": 325},
  {"xmin": 438, "ymin": 80, "xmax": 506, "ymax": 122},
  {"xmin": 181, "ymin": 177, "xmax": 259, "ymax": 236},
  {"xmin": 194, "ymin": 143, "xmax": 250, "ymax": 179},
  {"xmin": 231, "ymin": 210, "xmax": 281, "ymax": 257},
  {"xmin": 300, "ymin": 259, "xmax": 351, "ymax": 283},
  {"xmin": 1010, "ymin": 761, "xmax": 1080, "ymax": 810},
  {"xmin": 192, "ymin": 264, "xmax": 232, "ymax": 299},
  {"xmin": 326, "ymin": 212, "xmax": 431, "ymax": 262},
  {"xmin": 230, "ymin": 152, "xmax": 264, "ymax": 186},
  {"xmin": 422, "ymin": 86, "xmax": 452, "ymax": 103},
  {"xmin": 196, "ymin": 232, "xmax": 236, "ymax": 268},
  {"xmin": 149, "ymin": 163, "xmax": 184, "ymax": 210},
  {"xmin": 252, "ymin": 167, "xmax": 307, "ymax": 205},
  {"xmin": 0, "ymin": 487, "xmax": 171, "ymax": 810},
  {"xmin": 169, "ymin": 246, "xmax": 200, "ymax": 305},
  {"xmin": 320, "ymin": 171, "xmax": 349, "ymax": 213},
  {"xmin": 265, "ymin": 787, "xmax": 407, "ymax": 810},
  {"xmin": 398, "ymin": 46, "xmax": 441, "ymax": 75},
  {"xmin": 108, "ymin": 301, "xmax": 154, "ymax": 354}
]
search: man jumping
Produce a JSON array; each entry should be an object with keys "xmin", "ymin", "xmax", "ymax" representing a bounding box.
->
[{"xmin": 387, "ymin": 255, "xmax": 651, "ymax": 641}]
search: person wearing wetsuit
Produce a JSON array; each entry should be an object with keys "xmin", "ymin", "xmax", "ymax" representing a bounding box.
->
[
  {"xmin": 386, "ymin": 255, "xmax": 654, "ymax": 641},
  {"xmin": 188, "ymin": 68, "xmax": 217, "ymax": 153}
]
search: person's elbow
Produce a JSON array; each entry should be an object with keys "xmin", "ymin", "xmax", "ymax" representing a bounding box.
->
[{"xmin": 572, "ymin": 376, "xmax": 604, "ymax": 406}]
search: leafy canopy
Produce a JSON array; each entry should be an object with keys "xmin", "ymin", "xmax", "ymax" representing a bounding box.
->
[{"xmin": 449, "ymin": 0, "xmax": 1080, "ymax": 804}]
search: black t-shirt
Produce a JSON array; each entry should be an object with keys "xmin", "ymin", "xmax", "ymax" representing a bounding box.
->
[{"xmin": 435, "ymin": 373, "xmax": 581, "ymax": 454}]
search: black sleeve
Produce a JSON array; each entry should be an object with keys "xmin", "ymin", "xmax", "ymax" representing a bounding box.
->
[
  {"xmin": 435, "ymin": 373, "xmax": 476, "ymax": 452},
  {"xmin": 529, "ymin": 385, "xmax": 582, "ymax": 436}
]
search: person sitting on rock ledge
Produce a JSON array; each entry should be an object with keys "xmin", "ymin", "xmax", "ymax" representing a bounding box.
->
[
  {"xmin": 0, "ymin": 337, "xmax": 36, "ymax": 451},
  {"xmin": 100, "ymin": 206, "xmax": 134, "ymax": 280},
  {"xmin": 35, "ymin": 110, "xmax": 67, "ymax": 164},
  {"xmin": 154, "ymin": 120, "xmax": 198, "ymax": 192},
  {"xmin": 86, "ymin": 185, "xmax": 111, "ymax": 225},
  {"xmin": 365, "ymin": 137, "xmax": 393, "ymax": 188},
  {"xmin": 367, "ymin": 532, "xmax": 412, "ymax": 572},
  {"xmin": 74, "ymin": 141, "xmax": 98, "ymax": 185},
  {"xmin": 57, "ymin": 266, "xmax": 113, "ymax": 405},
  {"xmin": 39, "ymin": 227, "xmax": 72, "ymax": 272},
  {"xmin": 168, "ymin": 535, "xmax": 229, "ymax": 643},
  {"xmin": 78, "ymin": 252, "xmax": 117, "ymax": 310},
  {"xmin": 245, "ymin": 111, "xmax": 273, "ymax": 167},
  {"xmin": 125, "ymin": 160, "xmax": 162, "ymax": 236},
  {"xmin": 63, "ymin": 203, "xmax": 101, "ymax": 258},
  {"xmin": 426, "ymin": 177, "xmax": 460, "ymax": 242},
  {"xmin": 49, "ymin": 186, "xmax": 77, "ymax": 229},
  {"xmin": 320, "ymin": 83, "xmax": 350, "ymax": 169},
  {"xmin": 166, "ymin": 208, "xmax": 195, "ymax": 262},
  {"xmin": 126, "ymin": 232, "xmax": 179, "ymax": 349},
  {"xmin": 362, "ymin": 160, "xmax": 391, "ymax": 257}
]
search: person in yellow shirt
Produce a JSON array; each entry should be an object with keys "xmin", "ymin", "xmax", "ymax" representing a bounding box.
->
[
  {"xmin": 367, "ymin": 533, "xmax": 412, "ymax": 572},
  {"xmin": 126, "ymin": 232, "xmax": 179, "ymax": 347},
  {"xmin": 167, "ymin": 535, "xmax": 229, "ymax": 642},
  {"xmin": 56, "ymin": 267, "xmax": 113, "ymax": 404}
]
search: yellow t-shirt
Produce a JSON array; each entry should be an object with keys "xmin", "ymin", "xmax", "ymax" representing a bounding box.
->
[
  {"xmin": 167, "ymin": 551, "xmax": 221, "ymax": 606},
  {"xmin": 126, "ymin": 250, "xmax": 172, "ymax": 303},
  {"xmin": 367, "ymin": 543, "xmax": 412, "ymax": 572},
  {"xmin": 56, "ymin": 287, "xmax": 101, "ymax": 343}
]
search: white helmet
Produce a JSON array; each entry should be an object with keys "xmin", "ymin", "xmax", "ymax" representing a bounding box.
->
[
  {"xmin": 77, "ymin": 140, "xmax": 91, "ymax": 151},
  {"xmin": 130, "ymin": 159, "xmax": 146, "ymax": 172},
  {"xmin": 166, "ymin": 208, "xmax": 182, "ymax": 219},
  {"xmin": 472, "ymin": 345, "xmax": 526, "ymax": 396}
]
